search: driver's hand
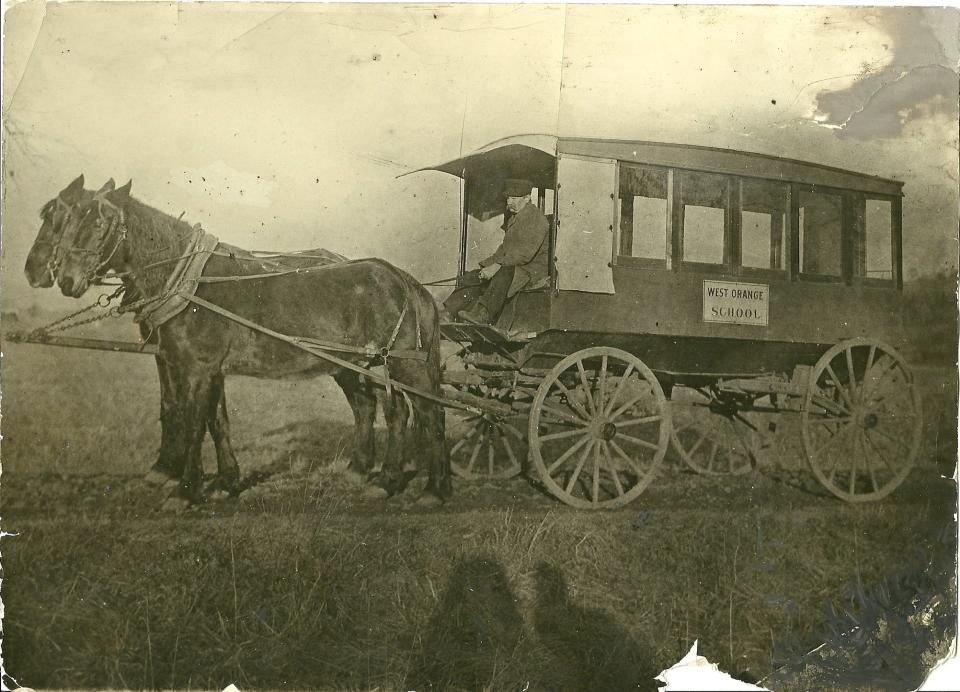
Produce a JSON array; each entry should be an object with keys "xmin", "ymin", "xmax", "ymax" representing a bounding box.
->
[{"xmin": 479, "ymin": 263, "xmax": 500, "ymax": 280}]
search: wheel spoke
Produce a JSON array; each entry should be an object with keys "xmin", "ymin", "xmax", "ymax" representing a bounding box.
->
[
  {"xmin": 502, "ymin": 420, "xmax": 526, "ymax": 441},
  {"xmin": 610, "ymin": 393, "xmax": 651, "ymax": 421},
  {"xmin": 602, "ymin": 442, "xmax": 625, "ymax": 496},
  {"xmin": 811, "ymin": 423, "xmax": 852, "ymax": 460},
  {"xmin": 615, "ymin": 431, "xmax": 660, "ymax": 452},
  {"xmin": 848, "ymin": 435, "xmax": 858, "ymax": 496},
  {"xmin": 540, "ymin": 402, "xmax": 587, "ymax": 427},
  {"xmin": 864, "ymin": 344, "xmax": 877, "ymax": 383},
  {"xmin": 564, "ymin": 440, "xmax": 594, "ymax": 494},
  {"xmin": 844, "ymin": 347, "xmax": 857, "ymax": 402},
  {"xmin": 609, "ymin": 439, "xmax": 647, "ymax": 479},
  {"xmin": 858, "ymin": 432, "xmax": 879, "ymax": 494},
  {"xmin": 592, "ymin": 442, "xmax": 601, "ymax": 504},
  {"xmin": 501, "ymin": 434, "xmax": 519, "ymax": 467},
  {"xmin": 684, "ymin": 416, "xmax": 720, "ymax": 457},
  {"xmin": 824, "ymin": 429, "xmax": 854, "ymax": 485},
  {"xmin": 867, "ymin": 425, "xmax": 911, "ymax": 451},
  {"xmin": 825, "ymin": 363, "xmax": 855, "ymax": 413},
  {"xmin": 576, "ymin": 360, "xmax": 597, "ymax": 416},
  {"xmin": 862, "ymin": 357, "xmax": 900, "ymax": 400},
  {"xmin": 547, "ymin": 434, "xmax": 592, "ymax": 474},
  {"xmin": 541, "ymin": 427, "xmax": 591, "ymax": 442},
  {"xmin": 706, "ymin": 440, "xmax": 719, "ymax": 472},
  {"xmin": 604, "ymin": 364, "xmax": 636, "ymax": 416},
  {"xmin": 597, "ymin": 355, "xmax": 609, "ymax": 415},
  {"xmin": 487, "ymin": 438, "xmax": 495, "ymax": 475},
  {"xmin": 450, "ymin": 425, "xmax": 480, "ymax": 456},
  {"xmin": 467, "ymin": 434, "xmax": 484, "ymax": 472},
  {"xmin": 864, "ymin": 429, "xmax": 897, "ymax": 474},
  {"xmin": 809, "ymin": 414, "xmax": 853, "ymax": 424},
  {"xmin": 614, "ymin": 415, "xmax": 661, "ymax": 429},
  {"xmin": 809, "ymin": 394, "xmax": 849, "ymax": 418},
  {"xmin": 553, "ymin": 379, "xmax": 591, "ymax": 421}
]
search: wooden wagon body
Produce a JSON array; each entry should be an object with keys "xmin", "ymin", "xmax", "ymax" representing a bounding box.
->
[{"xmin": 413, "ymin": 135, "xmax": 921, "ymax": 507}]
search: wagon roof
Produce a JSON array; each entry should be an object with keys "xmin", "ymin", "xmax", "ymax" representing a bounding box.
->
[{"xmin": 407, "ymin": 133, "xmax": 905, "ymax": 196}]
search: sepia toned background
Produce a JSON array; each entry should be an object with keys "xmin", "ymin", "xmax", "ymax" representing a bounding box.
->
[
  {"xmin": 2, "ymin": 2, "xmax": 958, "ymax": 313},
  {"xmin": 1, "ymin": 4, "xmax": 958, "ymax": 690}
]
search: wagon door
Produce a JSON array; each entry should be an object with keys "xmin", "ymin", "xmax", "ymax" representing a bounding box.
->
[{"xmin": 556, "ymin": 155, "xmax": 616, "ymax": 293}]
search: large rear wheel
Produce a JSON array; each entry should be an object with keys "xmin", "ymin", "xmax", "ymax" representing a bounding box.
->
[
  {"xmin": 802, "ymin": 339, "xmax": 922, "ymax": 502},
  {"xmin": 528, "ymin": 347, "xmax": 671, "ymax": 509}
]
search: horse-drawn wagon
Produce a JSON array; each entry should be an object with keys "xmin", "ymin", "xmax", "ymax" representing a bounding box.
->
[
  {"xmin": 19, "ymin": 134, "xmax": 922, "ymax": 510},
  {"xmin": 415, "ymin": 135, "xmax": 921, "ymax": 508}
]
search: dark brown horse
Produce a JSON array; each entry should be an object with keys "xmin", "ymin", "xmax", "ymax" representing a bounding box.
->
[
  {"xmin": 24, "ymin": 175, "xmax": 91, "ymax": 287},
  {"xmin": 56, "ymin": 181, "xmax": 450, "ymax": 504},
  {"xmin": 26, "ymin": 176, "xmax": 246, "ymax": 489}
]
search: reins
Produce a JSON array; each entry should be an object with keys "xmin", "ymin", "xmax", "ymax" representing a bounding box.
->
[{"xmin": 52, "ymin": 200, "xmax": 435, "ymax": 379}]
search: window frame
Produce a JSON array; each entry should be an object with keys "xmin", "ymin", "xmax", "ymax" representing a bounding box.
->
[
  {"xmin": 673, "ymin": 168, "xmax": 734, "ymax": 272},
  {"xmin": 792, "ymin": 183, "xmax": 848, "ymax": 284},
  {"xmin": 607, "ymin": 161, "xmax": 902, "ymax": 291},
  {"xmin": 736, "ymin": 176, "xmax": 792, "ymax": 281},
  {"xmin": 853, "ymin": 192, "xmax": 900, "ymax": 288},
  {"xmin": 613, "ymin": 161, "xmax": 671, "ymax": 270}
]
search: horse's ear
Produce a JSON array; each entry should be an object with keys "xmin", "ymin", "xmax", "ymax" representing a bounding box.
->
[
  {"xmin": 96, "ymin": 178, "xmax": 116, "ymax": 195},
  {"xmin": 112, "ymin": 179, "xmax": 132, "ymax": 200},
  {"xmin": 60, "ymin": 174, "xmax": 85, "ymax": 202}
]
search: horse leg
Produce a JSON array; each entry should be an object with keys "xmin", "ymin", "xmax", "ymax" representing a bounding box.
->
[
  {"xmin": 146, "ymin": 355, "xmax": 183, "ymax": 483},
  {"xmin": 206, "ymin": 372, "xmax": 241, "ymax": 496},
  {"xmin": 413, "ymin": 394, "xmax": 451, "ymax": 501},
  {"xmin": 391, "ymin": 360, "xmax": 451, "ymax": 502},
  {"xmin": 334, "ymin": 371, "xmax": 377, "ymax": 476},
  {"xmin": 168, "ymin": 368, "xmax": 218, "ymax": 505},
  {"xmin": 376, "ymin": 388, "xmax": 410, "ymax": 496}
]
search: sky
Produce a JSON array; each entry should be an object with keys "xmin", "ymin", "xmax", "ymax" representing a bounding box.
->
[{"xmin": 2, "ymin": 2, "xmax": 958, "ymax": 312}]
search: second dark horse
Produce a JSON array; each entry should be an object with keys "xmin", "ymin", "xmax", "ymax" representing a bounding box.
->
[{"xmin": 55, "ymin": 181, "xmax": 451, "ymax": 505}]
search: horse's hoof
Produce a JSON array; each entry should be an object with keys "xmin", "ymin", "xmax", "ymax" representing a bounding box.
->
[
  {"xmin": 205, "ymin": 476, "xmax": 240, "ymax": 498},
  {"xmin": 144, "ymin": 468, "xmax": 178, "ymax": 487},
  {"xmin": 342, "ymin": 468, "xmax": 367, "ymax": 485},
  {"xmin": 161, "ymin": 495, "xmax": 191, "ymax": 513},
  {"xmin": 208, "ymin": 488, "xmax": 231, "ymax": 502},
  {"xmin": 362, "ymin": 485, "xmax": 390, "ymax": 500},
  {"xmin": 415, "ymin": 493, "xmax": 444, "ymax": 508}
]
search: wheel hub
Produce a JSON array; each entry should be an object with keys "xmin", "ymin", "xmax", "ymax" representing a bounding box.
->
[
  {"xmin": 599, "ymin": 421, "xmax": 617, "ymax": 441},
  {"xmin": 862, "ymin": 411, "xmax": 879, "ymax": 429}
]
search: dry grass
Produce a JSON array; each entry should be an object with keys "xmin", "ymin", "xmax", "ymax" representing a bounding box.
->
[{"xmin": 1, "ymin": 338, "xmax": 956, "ymax": 690}]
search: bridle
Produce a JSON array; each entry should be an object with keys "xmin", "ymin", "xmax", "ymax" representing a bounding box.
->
[
  {"xmin": 65, "ymin": 196, "xmax": 128, "ymax": 286},
  {"xmin": 34, "ymin": 196, "xmax": 76, "ymax": 281}
]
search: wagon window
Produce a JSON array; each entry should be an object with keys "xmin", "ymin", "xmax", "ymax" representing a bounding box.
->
[
  {"xmin": 680, "ymin": 171, "xmax": 727, "ymax": 265},
  {"xmin": 863, "ymin": 199, "xmax": 893, "ymax": 279},
  {"xmin": 740, "ymin": 179, "xmax": 788, "ymax": 270},
  {"xmin": 798, "ymin": 189, "xmax": 842, "ymax": 277},
  {"xmin": 618, "ymin": 164, "xmax": 668, "ymax": 260}
]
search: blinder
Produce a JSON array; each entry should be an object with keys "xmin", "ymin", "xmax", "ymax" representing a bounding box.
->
[{"xmin": 65, "ymin": 195, "xmax": 128, "ymax": 285}]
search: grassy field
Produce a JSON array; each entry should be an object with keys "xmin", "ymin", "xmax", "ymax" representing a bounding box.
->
[{"xmin": 1, "ymin": 336, "xmax": 956, "ymax": 690}]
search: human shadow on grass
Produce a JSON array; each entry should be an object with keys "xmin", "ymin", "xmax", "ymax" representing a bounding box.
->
[
  {"xmin": 406, "ymin": 554, "xmax": 524, "ymax": 691},
  {"xmin": 533, "ymin": 562, "xmax": 658, "ymax": 692}
]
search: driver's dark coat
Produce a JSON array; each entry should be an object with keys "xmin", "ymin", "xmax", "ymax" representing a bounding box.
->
[{"xmin": 478, "ymin": 202, "xmax": 550, "ymax": 297}]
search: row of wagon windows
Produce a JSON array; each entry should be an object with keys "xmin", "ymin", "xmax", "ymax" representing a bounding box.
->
[{"xmin": 616, "ymin": 164, "xmax": 894, "ymax": 279}]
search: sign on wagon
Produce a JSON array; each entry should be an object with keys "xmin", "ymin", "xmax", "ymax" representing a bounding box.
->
[{"xmin": 702, "ymin": 280, "xmax": 769, "ymax": 326}]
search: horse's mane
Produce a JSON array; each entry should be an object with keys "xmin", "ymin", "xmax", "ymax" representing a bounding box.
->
[{"xmin": 122, "ymin": 196, "xmax": 201, "ymax": 297}]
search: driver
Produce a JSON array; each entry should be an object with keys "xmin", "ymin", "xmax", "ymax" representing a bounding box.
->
[{"xmin": 456, "ymin": 178, "xmax": 550, "ymax": 324}]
